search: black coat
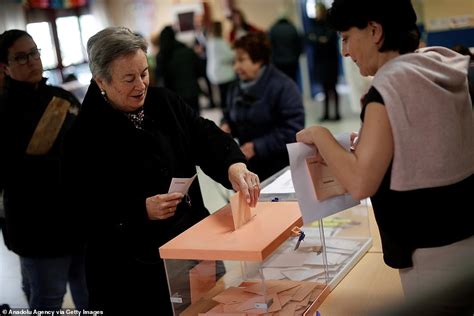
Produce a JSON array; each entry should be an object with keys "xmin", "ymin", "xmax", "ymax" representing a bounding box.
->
[
  {"xmin": 0, "ymin": 77, "xmax": 81, "ymax": 257},
  {"xmin": 269, "ymin": 18, "xmax": 302, "ymax": 65},
  {"xmin": 155, "ymin": 27, "xmax": 202, "ymax": 100},
  {"xmin": 62, "ymin": 81, "xmax": 245, "ymax": 314},
  {"xmin": 307, "ymin": 19, "xmax": 339, "ymax": 85}
]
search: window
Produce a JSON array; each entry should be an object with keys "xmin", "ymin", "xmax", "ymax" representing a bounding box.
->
[
  {"xmin": 26, "ymin": 22, "xmax": 57, "ymax": 69},
  {"xmin": 79, "ymin": 14, "xmax": 102, "ymax": 58},
  {"xmin": 25, "ymin": 8, "xmax": 101, "ymax": 84},
  {"xmin": 56, "ymin": 16, "xmax": 84, "ymax": 66}
]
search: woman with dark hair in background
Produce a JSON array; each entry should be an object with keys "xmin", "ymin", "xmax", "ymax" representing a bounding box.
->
[
  {"xmin": 228, "ymin": 8, "xmax": 261, "ymax": 43},
  {"xmin": 0, "ymin": 29, "xmax": 87, "ymax": 311},
  {"xmin": 307, "ymin": 3, "xmax": 340, "ymax": 121},
  {"xmin": 155, "ymin": 25, "xmax": 202, "ymax": 114}
]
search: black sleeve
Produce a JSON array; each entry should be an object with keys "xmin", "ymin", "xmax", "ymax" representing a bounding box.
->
[
  {"xmin": 360, "ymin": 86, "xmax": 385, "ymax": 122},
  {"xmin": 160, "ymin": 89, "xmax": 246, "ymax": 189}
]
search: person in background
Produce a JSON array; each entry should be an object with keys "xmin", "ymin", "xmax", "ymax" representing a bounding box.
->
[
  {"xmin": 0, "ymin": 29, "xmax": 87, "ymax": 311},
  {"xmin": 193, "ymin": 8, "xmax": 217, "ymax": 109},
  {"xmin": 307, "ymin": 3, "xmax": 340, "ymax": 121},
  {"xmin": 155, "ymin": 25, "xmax": 202, "ymax": 114},
  {"xmin": 342, "ymin": 55, "xmax": 372, "ymax": 113},
  {"xmin": 228, "ymin": 8, "xmax": 261, "ymax": 44},
  {"xmin": 297, "ymin": 0, "xmax": 473, "ymax": 314},
  {"xmin": 221, "ymin": 32, "xmax": 305, "ymax": 181},
  {"xmin": 62, "ymin": 26, "xmax": 260, "ymax": 316},
  {"xmin": 268, "ymin": 14, "xmax": 302, "ymax": 83},
  {"xmin": 206, "ymin": 21, "xmax": 236, "ymax": 109}
]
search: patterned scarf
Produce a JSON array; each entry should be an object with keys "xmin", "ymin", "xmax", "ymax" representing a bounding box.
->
[{"xmin": 125, "ymin": 107, "xmax": 145, "ymax": 130}]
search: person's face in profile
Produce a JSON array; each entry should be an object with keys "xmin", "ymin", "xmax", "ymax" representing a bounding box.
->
[
  {"xmin": 97, "ymin": 49, "xmax": 149, "ymax": 112},
  {"xmin": 4, "ymin": 35, "xmax": 43, "ymax": 84},
  {"xmin": 233, "ymin": 48, "xmax": 262, "ymax": 81},
  {"xmin": 340, "ymin": 23, "xmax": 380, "ymax": 77}
]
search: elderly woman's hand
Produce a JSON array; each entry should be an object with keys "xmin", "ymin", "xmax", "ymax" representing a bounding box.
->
[
  {"xmin": 145, "ymin": 192, "xmax": 184, "ymax": 220},
  {"xmin": 228, "ymin": 162, "xmax": 260, "ymax": 207}
]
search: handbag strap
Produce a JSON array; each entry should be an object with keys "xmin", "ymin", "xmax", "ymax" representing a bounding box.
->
[{"xmin": 26, "ymin": 96, "xmax": 71, "ymax": 155}]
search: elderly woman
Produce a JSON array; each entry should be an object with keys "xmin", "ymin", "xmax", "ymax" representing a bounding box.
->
[
  {"xmin": 62, "ymin": 27, "xmax": 260, "ymax": 316},
  {"xmin": 297, "ymin": 0, "xmax": 473, "ymax": 313},
  {"xmin": 221, "ymin": 32, "xmax": 305, "ymax": 181}
]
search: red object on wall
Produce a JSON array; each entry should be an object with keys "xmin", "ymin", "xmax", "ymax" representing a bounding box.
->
[{"xmin": 25, "ymin": 0, "xmax": 87, "ymax": 9}]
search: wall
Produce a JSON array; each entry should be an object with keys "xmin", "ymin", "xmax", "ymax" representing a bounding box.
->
[
  {"xmin": 0, "ymin": 2, "xmax": 26, "ymax": 33},
  {"xmin": 104, "ymin": 0, "xmax": 301, "ymax": 45},
  {"xmin": 421, "ymin": 0, "xmax": 473, "ymax": 31},
  {"xmin": 419, "ymin": 0, "xmax": 474, "ymax": 47},
  {"xmin": 232, "ymin": 0, "xmax": 300, "ymax": 30}
]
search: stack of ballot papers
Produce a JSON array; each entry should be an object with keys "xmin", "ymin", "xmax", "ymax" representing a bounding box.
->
[
  {"xmin": 201, "ymin": 280, "xmax": 325, "ymax": 315},
  {"xmin": 260, "ymin": 231, "xmax": 362, "ymax": 284}
]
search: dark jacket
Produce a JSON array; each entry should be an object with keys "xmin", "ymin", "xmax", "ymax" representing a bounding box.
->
[
  {"xmin": 0, "ymin": 77, "xmax": 81, "ymax": 257},
  {"xmin": 155, "ymin": 26, "xmax": 202, "ymax": 100},
  {"xmin": 307, "ymin": 19, "xmax": 339, "ymax": 84},
  {"xmin": 269, "ymin": 18, "xmax": 302, "ymax": 65},
  {"xmin": 224, "ymin": 64, "xmax": 305, "ymax": 181}
]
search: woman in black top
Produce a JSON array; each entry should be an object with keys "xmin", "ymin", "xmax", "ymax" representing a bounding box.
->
[{"xmin": 296, "ymin": 0, "xmax": 473, "ymax": 314}]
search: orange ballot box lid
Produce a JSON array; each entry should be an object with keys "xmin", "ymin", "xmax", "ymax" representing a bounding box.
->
[{"xmin": 159, "ymin": 201, "xmax": 303, "ymax": 262}]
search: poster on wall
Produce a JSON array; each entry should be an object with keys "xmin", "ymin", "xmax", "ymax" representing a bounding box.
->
[
  {"xmin": 171, "ymin": 3, "xmax": 203, "ymax": 32},
  {"xmin": 177, "ymin": 11, "xmax": 195, "ymax": 32},
  {"xmin": 426, "ymin": 14, "xmax": 474, "ymax": 32}
]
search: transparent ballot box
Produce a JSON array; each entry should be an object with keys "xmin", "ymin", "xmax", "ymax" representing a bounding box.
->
[
  {"xmin": 302, "ymin": 202, "xmax": 372, "ymax": 290},
  {"xmin": 259, "ymin": 167, "xmax": 373, "ymax": 290},
  {"xmin": 159, "ymin": 201, "xmax": 331, "ymax": 315}
]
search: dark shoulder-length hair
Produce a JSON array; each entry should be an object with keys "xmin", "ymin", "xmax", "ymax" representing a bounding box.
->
[
  {"xmin": 233, "ymin": 32, "xmax": 271, "ymax": 65},
  {"xmin": 327, "ymin": 0, "xmax": 420, "ymax": 54}
]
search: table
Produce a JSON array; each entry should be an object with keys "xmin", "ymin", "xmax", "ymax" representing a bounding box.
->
[{"xmin": 317, "ymin": 207, "xmax": 404, "ymax": 316}]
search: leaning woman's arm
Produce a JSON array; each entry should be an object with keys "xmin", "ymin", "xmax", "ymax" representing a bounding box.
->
[{"xmin": 297, "ymin": 103, "xmax": 393, "ymax": 200}]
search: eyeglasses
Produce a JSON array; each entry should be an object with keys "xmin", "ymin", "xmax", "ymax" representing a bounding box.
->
[{"xmin": 10, "ymin": 48, "xmax": 41, "ymax": 65}]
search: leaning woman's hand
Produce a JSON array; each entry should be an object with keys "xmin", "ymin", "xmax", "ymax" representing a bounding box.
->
[
  {"xmin": 228, "ymin": 162, "xmax": 260, "ymax": 207},
  {"xmin": 145, "ymin": 192, "xmax": 184, "ymax": 220},
  {"xmin": 296, "ymin": 125, "xmax": 329, "ymax": 145}
]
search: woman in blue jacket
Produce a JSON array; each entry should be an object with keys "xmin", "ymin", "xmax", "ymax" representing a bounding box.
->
[{"xmin": 222, "ymin": 32, "xmax": 305, "ymax": 181}]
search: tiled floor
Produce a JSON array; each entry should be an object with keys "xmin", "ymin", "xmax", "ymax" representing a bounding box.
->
[{"xmin": 0, "ymin": 85, "xmax": 361, "ymax": 308}]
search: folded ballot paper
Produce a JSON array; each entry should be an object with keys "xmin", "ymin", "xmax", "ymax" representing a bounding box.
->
[
  {"xmin": 168, "ymin": 174, "xmax": 197, "ymax": 194},
  {"xmin": 287, "ymin": 133, "xmax": 359, "ymax": 224}
]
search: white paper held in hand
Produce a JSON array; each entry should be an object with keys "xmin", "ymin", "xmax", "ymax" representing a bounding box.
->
[{"xmin": 168, "ymin": 174, "xmax": 197, "ymax": 194}]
